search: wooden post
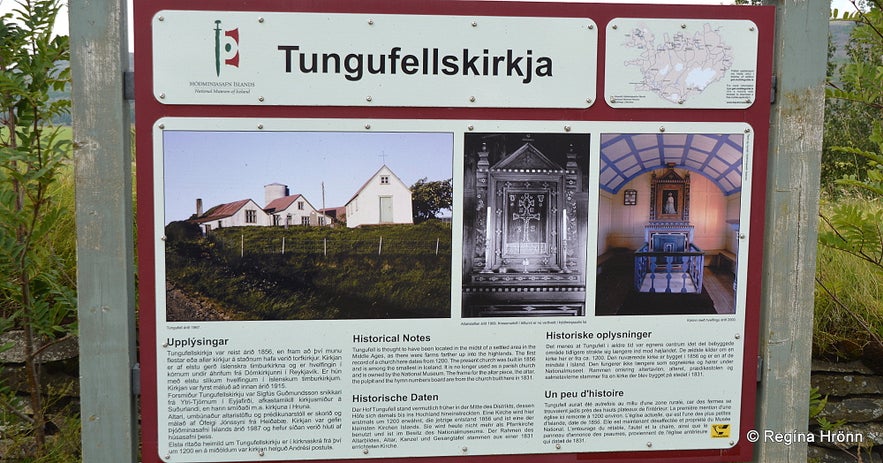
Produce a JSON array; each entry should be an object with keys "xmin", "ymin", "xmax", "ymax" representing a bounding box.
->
[
  {"xmin": 755, "ymin": 1, "xmax": 827, "ymax": 461},
  {"xmin": 70, "ymin": 0, "xmax": 137, "ymax": 460}
]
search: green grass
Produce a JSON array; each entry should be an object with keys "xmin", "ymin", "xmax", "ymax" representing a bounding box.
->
[
  {"xmin": 814, "ymin": 198, "xmax": 883, "ymax": 359},
  {"xmin": 165, "ymin": 221, "xmax": 453, "ymax": 320}
]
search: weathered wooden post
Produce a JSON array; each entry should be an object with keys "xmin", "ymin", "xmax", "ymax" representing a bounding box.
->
[
  {"xmin": 755, "ymin": 0, "xmax": 828, "ymax": 461},
  {"xmin": 70, "ymin": 0, "xmax": 137, "ymax": 460}
]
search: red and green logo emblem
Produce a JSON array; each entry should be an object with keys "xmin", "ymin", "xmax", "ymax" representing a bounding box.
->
[{"xmin": 213, "ymin": 20, "xmax": 239, "ymax": 76}]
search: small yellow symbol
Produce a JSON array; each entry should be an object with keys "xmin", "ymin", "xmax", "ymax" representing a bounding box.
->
[{"xmin": 711, "ymin": 424, "xmax": 731, "ymax": 438}]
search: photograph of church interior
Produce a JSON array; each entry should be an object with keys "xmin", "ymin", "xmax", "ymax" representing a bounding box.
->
[
  {"xmin": 595, "ymin": 132, "xmax": 743, "ymax": 316},
  {"xmin": 461, "ymin": 133, "xmax": 589, "ymax": 318}
]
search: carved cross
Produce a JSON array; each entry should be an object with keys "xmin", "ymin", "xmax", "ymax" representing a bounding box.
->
[{"xmin": 512, "ymin": 193, "xmax": 541, "ymax": 243}]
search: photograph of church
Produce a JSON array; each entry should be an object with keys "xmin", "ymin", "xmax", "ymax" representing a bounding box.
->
[
  {"xmin": 161, "ymin": 130, "xmax": 454, "ymax": 321},
  {"xmin": 595, "ymin": 132, "xmax": 744, "ymax": 316},
  {"xmin": 461, "ymin": 133, "xmax": 590, "ymax": 318}
]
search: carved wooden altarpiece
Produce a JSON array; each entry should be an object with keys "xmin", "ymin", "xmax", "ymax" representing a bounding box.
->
[{"xmin": 462, "ymin": 137, "xmax": 587, "ymax": 317}]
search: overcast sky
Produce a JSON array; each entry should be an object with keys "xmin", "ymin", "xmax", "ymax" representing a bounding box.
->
[{"xmin": 162, "ymin": 131, "xmax": 453, "ymax": 224}]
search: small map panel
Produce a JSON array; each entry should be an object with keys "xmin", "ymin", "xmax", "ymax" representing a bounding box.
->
[{"xmin": 605, "ymin": 18, "xmax": 759, "ymax": 109}]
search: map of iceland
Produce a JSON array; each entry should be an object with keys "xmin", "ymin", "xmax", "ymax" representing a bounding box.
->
[{"xmin": 622, "ymin": 23, "xmax": 735, "ymax": 104}]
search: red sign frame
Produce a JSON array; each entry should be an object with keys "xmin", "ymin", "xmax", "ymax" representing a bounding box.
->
[{"xmin": 134, "ymin": 1, "xmax": 774, "ymax": 462}]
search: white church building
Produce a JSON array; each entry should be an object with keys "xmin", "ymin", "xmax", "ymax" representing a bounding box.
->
[{"xmin": 344, "ymin": 165, "xmax": 414, "ymax": 228}]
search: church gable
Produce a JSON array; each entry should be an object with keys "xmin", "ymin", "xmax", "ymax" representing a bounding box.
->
[
  {"xmin": 367, "ymin": 166, "xmax": 409, "ymax": 193},
  {"xmin": 347, "ymin": 165, "xmax": 409, "ymax": 204}
]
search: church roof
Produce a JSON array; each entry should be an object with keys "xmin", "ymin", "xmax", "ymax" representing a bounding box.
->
[{"xmin": 599, "ymin": 133, "xmax": 744, "ymax": 196}]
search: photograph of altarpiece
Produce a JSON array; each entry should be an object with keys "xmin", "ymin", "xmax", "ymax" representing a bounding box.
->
[{"xmin": 461, "ymin": 133, "xmax": 589, "ymax": 317}]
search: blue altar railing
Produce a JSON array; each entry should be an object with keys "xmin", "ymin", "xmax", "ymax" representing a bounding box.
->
[{"xmin": 634, "ymin": 246, "xmax": 705, "ymax": 293}]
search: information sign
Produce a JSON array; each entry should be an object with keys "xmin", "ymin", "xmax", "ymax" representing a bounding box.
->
[
  {"xmin": 134, "ymin": 2, "xmax": 775, "ymax": 463},
  {"xmin": 152, "ymin": 11, "xmax": 597, "ymax": 108},
  {"xmin": 152, "ymin": 118, "xmax": 755, "ymax": 462}
]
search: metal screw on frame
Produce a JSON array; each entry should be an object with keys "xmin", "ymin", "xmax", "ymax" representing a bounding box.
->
[
  {"xmin": 467, "ymin": 125, "xmax": 474, "ymax": 131},
  {"xmin": 258, "ymin": 17, "xmax": 264, "ymax": 23}
]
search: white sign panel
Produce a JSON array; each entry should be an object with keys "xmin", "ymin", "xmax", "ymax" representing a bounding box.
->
[
  {"xmin": 152, "ymin": 11, "xmax": 597, "ymax": 108},
  {"xmin": 604, "ymin": 18, "xmax": 759, "ymax": 109},
  {"xmin": 154, "ymin": 117, "xmax": 754, "ymax": 462}
]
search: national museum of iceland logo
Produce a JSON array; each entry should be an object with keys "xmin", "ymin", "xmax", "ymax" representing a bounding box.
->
[
  {"xmin": 186, "ymin": 19, "xmax": 255, "ymax": 96},
  {"xmin": 213, "ymin": 19, "xmax": 240, "ymax": 77}
]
